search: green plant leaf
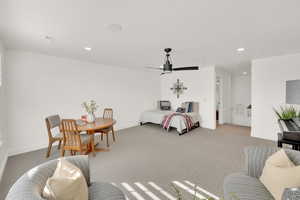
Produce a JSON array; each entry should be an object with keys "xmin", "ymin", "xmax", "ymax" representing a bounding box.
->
[{"xmin": 274, "ymin": 105, "xmax": 298, "ymax": 120}]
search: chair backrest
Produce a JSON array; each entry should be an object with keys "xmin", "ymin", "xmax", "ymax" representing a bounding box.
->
[
  {"xmin": 103, "ymin": 108, "xmax": 113, "ymax": 119},
  {"xmin": 61, "ymin": 119, "xmax": 82, "ymax": 148},
  {"xmin": 45, "ymin": 115, "xmax": 61, "ymax": 139}
]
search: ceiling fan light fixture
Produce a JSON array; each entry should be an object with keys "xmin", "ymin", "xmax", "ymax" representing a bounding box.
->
[
  {"xmin": 44, "ymin": 35, "xmax": 53, "ymax": 43},
  {"xmin": 146, "ymin": 48, "xmax": 199, "ymax": 75},
  {"xmin": 163, "ymin": 63, "xmax": 172, "ymax": 72}
]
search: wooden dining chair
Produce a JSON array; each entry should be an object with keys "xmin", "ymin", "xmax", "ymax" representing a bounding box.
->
[
  {"xmin": 45, "ymin": 115, "xmax": 63, "ymax": 158},
  {"xmin": 60, "ymin": 119, "xmax": 91, "ymax": 156},
  {"xmin": 99, "ymin": 108, "xmax": 115, "ymax": 147}
]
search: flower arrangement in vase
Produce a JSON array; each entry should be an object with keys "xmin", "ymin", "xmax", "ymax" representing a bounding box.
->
[{"xmin": 82, "ymin": 100, "xmax": 99, "ymax": 123}]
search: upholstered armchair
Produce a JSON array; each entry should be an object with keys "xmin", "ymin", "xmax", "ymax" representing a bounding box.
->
[
  {"xmin": 223, "ymin": 146, "xmax": 300, "ymax": 200},
  {"xmin": 5, "ymin": 156, "xmax": 126, "ymax": 200}
]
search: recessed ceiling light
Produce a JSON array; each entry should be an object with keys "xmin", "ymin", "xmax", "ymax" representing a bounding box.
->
[
  {"xmin": 106, "ymin": 24, "xmax": 123, "ymax": 32},
  {"xmin": 44, "ymin": 35, "xmax": 53, "ymax": 43},
  {"xmin": 237, "ymin": 47, "xmax": 245, "ymax": 52},
  {"xmin": 84, "ymin": 47, "xmax": 92, "ymax": 51},
  {"xmin": 242, "ymin": 71, "xmax": 248, "ymax": 75}
]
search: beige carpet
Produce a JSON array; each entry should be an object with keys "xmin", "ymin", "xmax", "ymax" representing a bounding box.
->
[{"xmin": 0, "ymin": 124, "xmax": 275, "ymax": 199}]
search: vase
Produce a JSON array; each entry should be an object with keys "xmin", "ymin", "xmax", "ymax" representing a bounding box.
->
[{"xmin": 87, "ymin": 113, "xmax": 95, "ymax": 123}]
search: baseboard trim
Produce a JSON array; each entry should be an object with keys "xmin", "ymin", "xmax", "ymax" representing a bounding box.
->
[
  {"xmin": 250, "ymin": 134, "xmax": 276, "ymax": 142},
  {"xmin": 7, "ymin": 124, "xmax": 139, "ymax": 157},
  {"xmin": 8, "ymin": 142, "xmax": 49, "ymax": 157},
  {"xmin": 0, "ymin": 151, "xmax": 8, "ymax": 182}
]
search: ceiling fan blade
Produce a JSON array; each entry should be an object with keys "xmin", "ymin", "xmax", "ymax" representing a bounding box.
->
[
  {"xmin": 160, "ymin": 71, "xmax": 172, "ymax": 76},
  {"xmin": 145, "ymin": 66, "xmax": 163, "ymax": 71},
  {"xmin": 173, "ymin": 66, "xmax": 199, "ymax": 71}
]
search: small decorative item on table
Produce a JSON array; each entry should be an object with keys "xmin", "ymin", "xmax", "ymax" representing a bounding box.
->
[
  {"xmin": 81, "ymin": 115, "xmax": 87, "ymax": 122},
  {"xmin": 82, "ymin": 100, "xmax": 99, "ymax": 123}
]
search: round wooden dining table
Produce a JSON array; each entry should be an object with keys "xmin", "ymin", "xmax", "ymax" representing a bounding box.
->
[{"xmin": 77, "ymin": 117, "xmax": 116, "ymax": 156}]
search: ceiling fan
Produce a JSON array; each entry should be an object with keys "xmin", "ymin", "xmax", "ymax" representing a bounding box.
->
[{"xmin": 147, "ymin": 48, "xmax": 199, "ymax": 75}]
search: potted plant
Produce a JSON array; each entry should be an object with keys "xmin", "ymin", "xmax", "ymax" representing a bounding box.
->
[
  {"xmin": 82, "ymin": 100, "xmax": 99, "ymax": 123},
  {"xmin": 274, "ymin": 106, "xmax": 300, "ymax": 121}
]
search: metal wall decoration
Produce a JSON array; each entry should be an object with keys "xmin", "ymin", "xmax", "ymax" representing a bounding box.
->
[{"xmin": 170, "ymin": 79, "xmax": 187, "ymax": 98}]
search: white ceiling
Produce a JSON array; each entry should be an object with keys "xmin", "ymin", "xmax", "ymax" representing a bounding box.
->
[{"xmin": 1, "ymin": 0, "xmax": 300, "ymax": 69}]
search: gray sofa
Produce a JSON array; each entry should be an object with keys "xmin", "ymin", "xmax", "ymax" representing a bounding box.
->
[
  {"xmin": 224, "ymin": 146, "xmax": 300, "ymax": 200},
  {"xmin": 5, "ymin": 155, "xmax": 126, "ymax": 200}
]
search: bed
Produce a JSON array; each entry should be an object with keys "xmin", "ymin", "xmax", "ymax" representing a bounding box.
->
[{"xmin": 140, "ymin": 102, "xmax": 200, "ymax": 135}]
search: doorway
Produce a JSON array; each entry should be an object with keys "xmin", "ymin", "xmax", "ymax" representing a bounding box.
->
[{"xmin": 216, "ymin": 77, "xmax": 221, "ymax": 125}]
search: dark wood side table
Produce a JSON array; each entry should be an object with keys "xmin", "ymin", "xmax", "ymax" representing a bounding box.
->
[{"xmin": 278, "ymin": 133, "xmax": 300, "ymax": 151}]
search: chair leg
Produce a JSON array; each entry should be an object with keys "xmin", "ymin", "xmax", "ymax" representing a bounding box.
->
[
  {"xmin": 58, "ymin": 140, "xmax": 62, "ymax": 150},
  {"xmin": 46, "ymin": 142, "xmax": 53, "ymax": 158},
  {"xmin": 71, "ymin": 150, "xmax": 76, "ymax": 156},
  {"xmin": 106, "ymin": 133, "xmax": 109, "ymax": 148},
  {"xmin": 112, "ymin": 127, "xmax": 116, "ymax": 142},
  {"xmin": 61, "ymin": 148, "xmax": 65, "ymax": 157}
]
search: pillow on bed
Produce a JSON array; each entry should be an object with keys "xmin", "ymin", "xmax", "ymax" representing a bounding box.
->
[
  {"xmin": 182, "ymin": 102, "xmax": 189, "ymax": 112},
  {"xmin": 187, "ymin": 102, "xmax": 193, "ymax": 112},
  {"xmin": 182, "ymin": 102, "xmax": 193, "ymax": 113},
  {"xmin": 160, "ymin": 101, "xmax": 171, "ymax": 110},
  {"xmin": 176, "ymin": 107, "xmax": 186, "ymax": 113}
]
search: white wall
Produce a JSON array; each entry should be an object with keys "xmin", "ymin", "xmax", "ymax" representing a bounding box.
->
[
  {"xmin": 231, "ymin": 74, "xmax": 251, "ymax": 126},
  {"xmin": 160, "ymin": 67, "xmax": 216, "ymax": 129},
  {"xmin": 6, "ymin": 50, "xmax": 160, "ymax": 155},
  {"xmin": 252, "ymin": 53, "xmax": 300, "ymax": 140},
  {"xmin": 216, "ymin": 68, "xmax": 232, "ymax": 124},
  {"xmin": 0, "ymin": 41, "xmax": 8, "ymax": 181}
]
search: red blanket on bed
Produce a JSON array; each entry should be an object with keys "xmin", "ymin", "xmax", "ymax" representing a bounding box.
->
[{"xmin": 162, "ymin": 112, "xmax": 193, "ymax": 131}]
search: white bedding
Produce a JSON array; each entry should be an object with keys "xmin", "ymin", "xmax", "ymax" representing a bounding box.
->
[{"xmin": 140, "ymin": 110, "xmax": 200, "ymax": 133}]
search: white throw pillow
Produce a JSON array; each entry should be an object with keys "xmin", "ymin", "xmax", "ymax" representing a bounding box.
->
[
  {"xmin": 43, "ymin": 159, "xmax": 88, "ymax": 200},
  {"xmin": 182, "ymin": 102, "xmax": 189, "ymax": 113},
  {"xmin": 260, "ymin": 149, "xmax": 300, "ymax": 200}
]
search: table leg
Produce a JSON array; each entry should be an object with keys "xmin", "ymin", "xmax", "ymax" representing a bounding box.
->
[
  {"xmin": 88, "ymin": 130, "xmax": 109, "ymax": 157},
  {"xmin": 89, "ymin": 130, "xmax": 96, "ymax": 157}
]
